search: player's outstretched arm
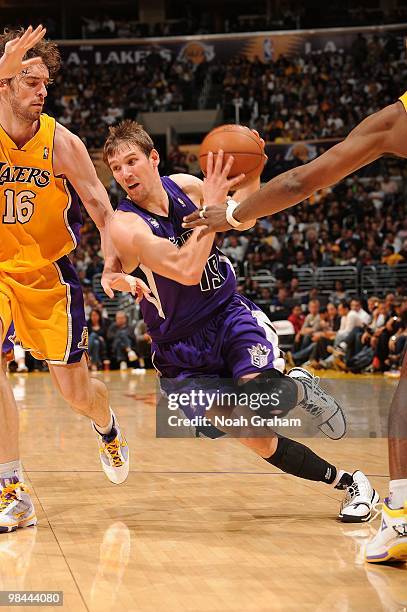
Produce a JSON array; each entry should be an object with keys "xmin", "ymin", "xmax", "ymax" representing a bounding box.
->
[
  {"xmin": 0, "ymin": 25, "xmax": 46, "ymax": 80},
  {"xmin": 53, "ymin": 125, "xmax": 148, "ymax": 299},
  {"xmin": 183, "ymin": 101, "xmax": 407, "ymax": 232}
]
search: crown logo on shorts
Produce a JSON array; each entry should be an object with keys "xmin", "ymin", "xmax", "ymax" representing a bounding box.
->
[
  {"xmin": 78, "ymin": 327, "xmax": 89, "ymax": 350},
  {"xmin": 248, "ymin": 343, "xmax": 271, "ymax": 368}
]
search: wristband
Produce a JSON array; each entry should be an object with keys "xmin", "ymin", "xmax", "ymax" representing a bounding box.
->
[{"xmin": 226, "ymin": 199, "xmax": 243, "ymax": 228}]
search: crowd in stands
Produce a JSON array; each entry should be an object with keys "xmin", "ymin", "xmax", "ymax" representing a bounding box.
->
[
  {"xmin": 47, "ymin": 58, "xmax": 202, "ymax": 148},
  {"xmin": 217, "ymin": 33, "xmax": 406, "ymax": 142},
  {"xmin": 49, "ymin": 25, "xmax": 242, "ymax": 147},
  {"xmin": 86, "ymin": 308, "xmax": 151, "ymax": 372},
  {"xmin": 282, "ymin": 294, "xmax": 407, "ymax": 376}
]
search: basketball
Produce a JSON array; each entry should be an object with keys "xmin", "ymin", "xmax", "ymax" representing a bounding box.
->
[{"xmin": 199, "ymin": 124, "xmax": 266, "ymax": 188}]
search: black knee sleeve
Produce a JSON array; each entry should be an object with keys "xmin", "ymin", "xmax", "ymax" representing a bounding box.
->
[
  {"xmin": 266, "ymin": 436, "xmax": 337, "ymax": 484},
  {"xmin": 239, "ymin": 369, "xmax": 298, "ymax": 418}
]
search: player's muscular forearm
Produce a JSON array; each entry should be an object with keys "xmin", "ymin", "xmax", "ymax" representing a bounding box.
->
[
  {"xmin": 234, "ymin": 102, "xmax": 407, "ymax": 223},
  {"xmin": 54, "ymin": 124, "xmax": 124, "ymax": 295}
]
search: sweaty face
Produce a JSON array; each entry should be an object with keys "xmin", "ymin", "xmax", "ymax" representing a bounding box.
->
[
  {"xmin": 5, "ymin": 63, "xmax": 50, "ymax": 123},
  {"xmin": 109, "ymin": 144, "xmax": 158, "ymax": 203}
]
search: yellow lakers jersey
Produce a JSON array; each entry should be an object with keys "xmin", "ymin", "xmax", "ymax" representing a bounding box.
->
[
  {"xmin": 0, "ymin": 114, "xmax": 81, "ymax": 273},
  {"xmin": 399, "ymin": 91, "xmax": 407, "ymax": 112}
]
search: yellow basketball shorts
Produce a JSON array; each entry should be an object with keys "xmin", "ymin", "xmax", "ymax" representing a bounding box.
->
[{"xmin": 0, "ymin": 256, "xmax": 88, "ymax": 364}]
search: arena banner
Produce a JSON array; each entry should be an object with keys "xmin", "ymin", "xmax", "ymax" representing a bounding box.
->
[{"xmin": 58, "ymin": 24, "xmax": 407, "ymax": 66}]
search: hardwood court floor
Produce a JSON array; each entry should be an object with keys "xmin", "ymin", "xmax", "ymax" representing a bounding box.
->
[{"xmin": 1, "ymin": 370, "xmax": 406, "ymax": 611}]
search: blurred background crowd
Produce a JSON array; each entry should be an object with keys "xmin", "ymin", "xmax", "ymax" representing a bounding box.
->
[{"xmin": 45, "ymin": 33, "xmax": 407, "ymax": 148}]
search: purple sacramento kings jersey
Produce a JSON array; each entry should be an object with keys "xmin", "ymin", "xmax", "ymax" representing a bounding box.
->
[{"xmin": 116, "ymin": 176, "xmax": 236, "ymax": 343}]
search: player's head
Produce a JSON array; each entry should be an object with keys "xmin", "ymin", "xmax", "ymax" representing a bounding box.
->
[
  {"xmin": 0, "ymin": 28, "xmax": 60, "ymax": 123},
  {"xmin": 104, "ymin": 120, "xmax": 160, "ymax": 202}
]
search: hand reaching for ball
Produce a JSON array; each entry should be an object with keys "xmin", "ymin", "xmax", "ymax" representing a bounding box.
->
[{"xmin": 201, "ymin": 149, "xmax": 246, "ymax": 206}]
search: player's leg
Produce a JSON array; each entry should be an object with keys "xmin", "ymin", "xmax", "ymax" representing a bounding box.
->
[
  {"xmin": 366, "ymin": 351, "xmax": 407, "ymax": 563},
  {"xmin": 0, "ymin": 308, "xmax": 36, "ymax": 533},
  {"xmin": 49, "ymin": 353, "xmax": 129, "ymax": 486},
  {"xmin": 222, "ymin": 296, "xmax": 346, "ymax": 438},
  {"xmin": 222, "ymin": 295, "xmax": 378, "ymax": 522},
  {"xmin": 0, "ymin": 318, "xmax": 19, "ymax": 464},
  {"xmin": 10, "ymin": 258, "xmax": 129, "ymax": 485},
  {"xmin": 48, "ymin": 349, "xmax": 129, "ymax": 486},
  {"xmin": 48, "ymin": 354, "xmax": 111, "ymax": 425},
  {"xmin": 388, "ymin": 350, "xmax": 407, "ymax": 487},
  {"xmin": 231, "ymin": 373, "xmax": 377, "ymax": 522}
]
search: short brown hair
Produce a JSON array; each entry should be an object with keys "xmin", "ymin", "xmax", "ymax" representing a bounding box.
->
[
  {"xmin": 103, "ymin": 119, "xmax": 154, "ymax": 165},
  {"xmin": 0, "ymin": 28, "xmax": 61, "ymax": 79}
]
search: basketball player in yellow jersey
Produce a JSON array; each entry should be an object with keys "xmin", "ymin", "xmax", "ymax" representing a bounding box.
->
[
  {"xmin": 0, "ymin": 26, "xmax": 146, "ymax": 533},
  {"xmin": 184, "ymin": 93, "xmax": 407, "ymax": 564}
]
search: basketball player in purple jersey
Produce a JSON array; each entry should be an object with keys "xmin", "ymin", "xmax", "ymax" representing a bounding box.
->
[{"xmin": 103, "ymin": 120, "xmax": 378, "ymax": 523}]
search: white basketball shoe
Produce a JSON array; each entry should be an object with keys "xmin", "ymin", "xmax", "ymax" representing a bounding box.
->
[
  {"xmin": 339, "ymin": 471, "xmax": 380, "ymax": 523},
  {"xmin": 0, "ymin": 483, "xmax": 37, "ymax": 533},
  {"xmin": 365, "ymin": 498, "xmax": 407, "ymax": 563},
  {"xmin": 93, "ymin": 411, "xmax": 129, "ymax": 485},
  {"xmin": 288, "ymin": 367, "xmax": 346, "ymax": 439}
]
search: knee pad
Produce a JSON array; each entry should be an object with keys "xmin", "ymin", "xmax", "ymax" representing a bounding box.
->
[
  {"xmin": 239, "ymin": 369, "xmax": 298, "ymax": 418},
  {"xmin": 266, "ymin": 436, "xmax": 336, "ymax": 483}
]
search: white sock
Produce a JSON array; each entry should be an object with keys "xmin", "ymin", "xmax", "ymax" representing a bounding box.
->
[
  {"xmin": 388, "ymin": 479, "xmax": 407, "ymax": 509},
  {"xmin": 93, "ymin": 410, "xmax": 114, "ymax": 436},
  {"xmin": 0, "ymin": 460, "xmax": 23, "ymax": 490}
]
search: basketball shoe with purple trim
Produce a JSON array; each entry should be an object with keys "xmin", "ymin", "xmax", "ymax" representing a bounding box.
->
[
  {"xmin": 0, "ymin": 483, "xmax": 37, "ymax": 533},
  {"xmin": 93, "ymin": 411, "xmax": 129, "ymax": 485},
  {"xmin": 365, "ymin": 499, "xmax": 407, "ymax": 563}
]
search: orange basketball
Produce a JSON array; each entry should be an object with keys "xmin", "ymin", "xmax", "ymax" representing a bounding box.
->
[{"xmin": 199, "ymin": 124, "xmax": 265, "ymax": 188}]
